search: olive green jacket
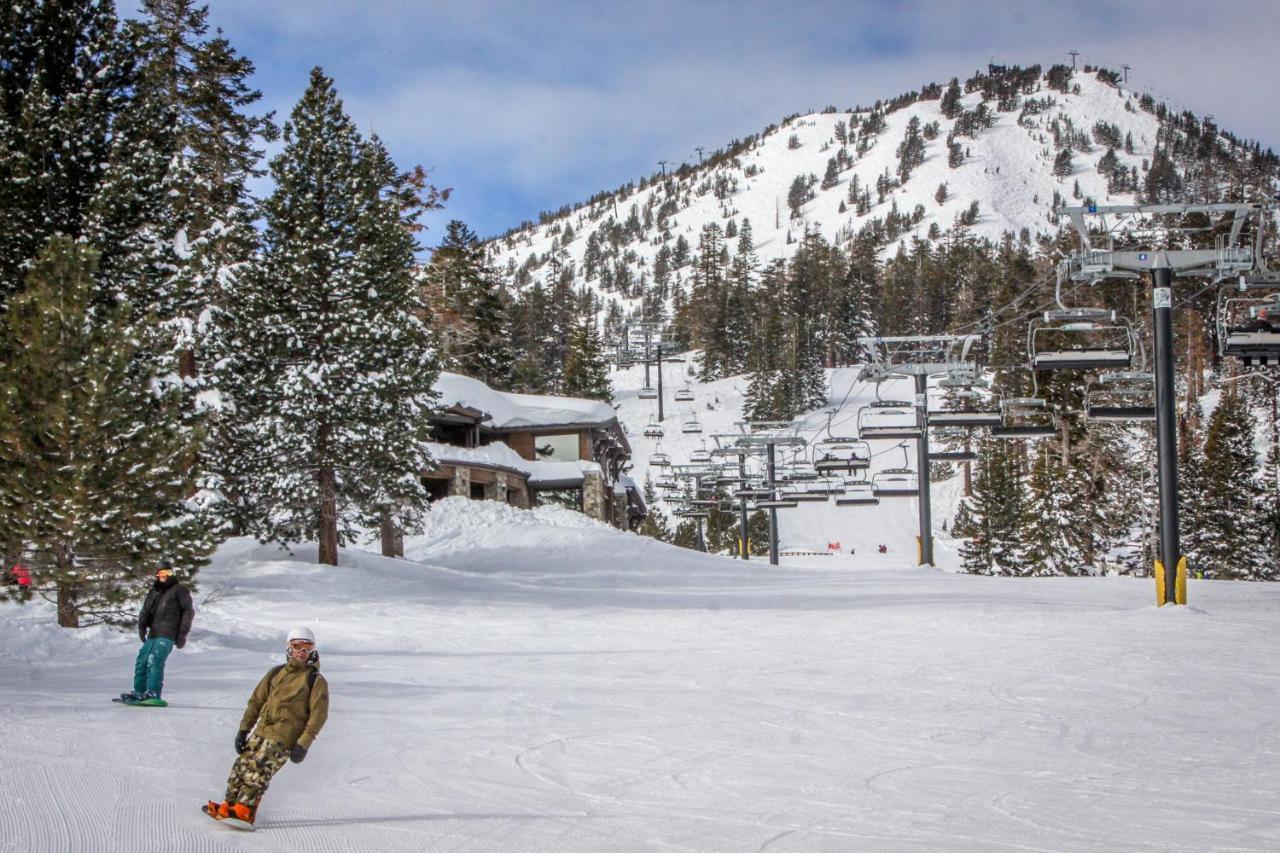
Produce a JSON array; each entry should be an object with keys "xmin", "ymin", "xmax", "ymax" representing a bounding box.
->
[{"xmin": 239, "ymin": 658, "xmax": 329, "ymax": 750}]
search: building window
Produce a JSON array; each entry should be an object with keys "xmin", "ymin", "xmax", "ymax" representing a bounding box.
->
[
  {"xmin": 470, "ymin": 482, "xmax": 487, "ymax": 500},
  {"xmin": 534, "ymin": 432, "xmax": 580, "ymax": 461}
]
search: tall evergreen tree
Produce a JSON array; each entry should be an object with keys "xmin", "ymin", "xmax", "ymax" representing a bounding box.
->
[
  {"xmin": 955, "ymin": 436, "xmax": 1031, "ymax": 575},
  {"xmin": 1184, "ymin": 391, "xmax": 1269, "ymax": 579},
  {"xmin": 561, "ymin": 315, "xmax": 613, "ymax": 402},
  {"xmin": 0, "ymin": 239, "xmax": 216, "ymax": 626},
  {"xmin": 215, "ymin": 68, "xmax": 439, "ymax": 565},
  {"xmin": 637, "ymin": 479, "xmax": 672, "ymax": 542},
  {"xmin": 895, "ymin": 116, "xmax": 926, "ymax": 183},
  {"xmin": 423, "ymin": 219, "xmax": 513, "ymax": 387}
]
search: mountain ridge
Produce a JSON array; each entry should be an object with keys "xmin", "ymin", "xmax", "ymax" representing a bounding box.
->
[{"xmin": 483, "ymin": 62, "xmax": 1277, "ymax": 325}]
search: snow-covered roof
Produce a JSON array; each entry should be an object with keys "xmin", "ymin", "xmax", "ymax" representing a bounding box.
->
[
  {"xmin": 425, "ymin": 441, "xmax": 531, "ymax": 477},
  {"xmin": 434, "ymin": 372, "xmax": 617, "ymax": 430},
  {"xmin": 527, "ymin": 459, "xmax": 602, "ymax": 489}
]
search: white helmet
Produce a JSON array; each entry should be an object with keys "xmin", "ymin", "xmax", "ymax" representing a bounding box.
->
[{"xmin": 286, "ymin": 626, "xmax": 316, "ymax": 645}]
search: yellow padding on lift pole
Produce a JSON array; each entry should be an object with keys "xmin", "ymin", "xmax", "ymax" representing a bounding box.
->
[
  {"xmin": 916, "ymin": 535, "xmax": 922, "ymax": 565},
  {"xmin": 1154, "ymin": 559, "xmax": 1166, "ymax": 607},
  {"xmin": 1175, "ymin": 556, "xmax": 1188, "ymax": 605}
]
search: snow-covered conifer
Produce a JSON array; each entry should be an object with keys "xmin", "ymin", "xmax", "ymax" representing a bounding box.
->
[{"xmin": 216, "ymin": 69, "xmax": 439, "ymax": 565}]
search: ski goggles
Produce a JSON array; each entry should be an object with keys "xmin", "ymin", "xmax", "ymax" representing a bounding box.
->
[{"xmin": 287, "ymin": 640, "xmax": 314, "ymax": 651}]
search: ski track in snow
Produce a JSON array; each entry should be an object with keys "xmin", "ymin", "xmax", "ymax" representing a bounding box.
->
[{"xmin": 3, "ymin": 504, "xmax": 1280, "ymax": 852}]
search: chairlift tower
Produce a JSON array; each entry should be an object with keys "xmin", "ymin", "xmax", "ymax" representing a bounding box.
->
[
  {"xmin": 733, "ymin": 423, "xmax": 807, "ymax": 565},
  {"xmin": 621, "ymin": 322, "xmax": 683, "ymax": 421},
  {"xmin": 858, "ymin": 335, "xmax": 983, "ymax": 567},
  {"xmin": 710, "ymin": 435, "xmax": 767, "ymax": 561},
  {"xmin": 1058, "ymin": 202, "xmax": 1262, "ymax": 605}
]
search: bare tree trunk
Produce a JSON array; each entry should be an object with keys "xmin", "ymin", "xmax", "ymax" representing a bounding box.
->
[
  {"xmin": 56, "ymin": 583, "xmax": 80, "ymax": 628},
  {"xmin": 380, "ymin": 511, "xmax": 403, "ymax": 558},
  {"xmin": 318, "ymin": 464, "xmax": 338, "ymax": 566},
  {"xmin": 55, "ymin": 546, "xmax": 79, "ymax": 628}
]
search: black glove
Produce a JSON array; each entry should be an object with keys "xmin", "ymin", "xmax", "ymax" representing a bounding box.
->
[
  {"xmin": 175, "ymin": 638, "xmax": 186, "ymax": 650},
  {"xmin": 235, "ymin": 730, "xmax": 250, "ymax": 754},
  {"xmin": 290, "ymin": 744, "xmax": 307, "ymax": 764}
]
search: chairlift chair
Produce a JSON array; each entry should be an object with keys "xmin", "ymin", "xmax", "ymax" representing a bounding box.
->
[
  {"xmin": 643, "ymin": 419, "xmax": 664, "ymax": 439},
  {"xmin": 681, "ymin": 416, "xmax": 704, "ymax": 434},
  {"xmin": 1218, "ymin": 282, "xmax": 1280, "ymax": 366},
  {"xmin": 638, "ymin": 385, "xmax": 658, "ymax": 400},
  {"xmin": 734, "ymin": 487, "xmax": 772, "ymax": 499},
  {"xmin": 806, "ymin": 478, "xmax": 846, "ymax": 496},
  {"xmin": 930, "ymin": 448, "xmax": 978, "ymax": 462},
  {"xmin": 836, "ymin": 480, "xmax": 880, "ymax": 506},
  {"xmin": 778, "ymin": 487, "xmax": 831, "ymax": 502},
  {"xmin": 754, "ymin": 499, "xmax": 799, "ymax": 510},
  {"xmin": 1085, "ymin": 372, "xmax": 1156, "ymax": 421},
  {"xmin": 872, "ymin": 468, "xmax": 919, "ymax": 497},
  {"xmin": 647, "ymin": 446, "xmax": 671, "ymax": 467},
  {"xmin": 689, "ymin": 443, "xmax": 712, "ymax": 464},
  {"xmin": 674, "ymin": 383, "xmax": 695, "ymax": 402},
  {"xmin": 990, "ymin": 397, "xmax": 1059, "ymax": 438},
  {"xmin": 814, "ymin": 440, "xmax": 872, "ymax": 473},
  {"xmin": 1028, "ymin": 308, "xmax": 1135, "ymax": 371},
  {"xmin": 857, "ymin": 401, "xmax": 921, "ymax": 440},
  {"xmin": 926, "ymin": 389, "xmax": 1001, "ymax": 427}
]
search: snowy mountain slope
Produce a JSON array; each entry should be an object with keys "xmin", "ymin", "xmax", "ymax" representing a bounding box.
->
[
  {"xmin": 3, "ymin": 496, "xmax": 1280, "ymax": 851},
  {"xmin": 486, "ymin": 67, "xmax": 1165, "ymax": 313},
  {"xmin": 611, "ymin": 354, "xmax": 968, "ymax": 559}
]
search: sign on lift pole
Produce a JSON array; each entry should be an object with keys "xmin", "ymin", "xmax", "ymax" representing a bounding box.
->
[{"xmin": 1058, "ymin": 202, "xmax": 1260, "ymax": 605}]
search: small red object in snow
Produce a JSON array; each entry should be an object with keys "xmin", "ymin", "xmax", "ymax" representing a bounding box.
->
[{"xmin": 827, "ymin": 541, "xmax": 841, "ymax": 551}]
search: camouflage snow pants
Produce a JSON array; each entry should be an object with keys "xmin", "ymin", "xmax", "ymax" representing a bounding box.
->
[{"xmin": 224, "ymin": 735, "xmax": 290, "ymax": 808}]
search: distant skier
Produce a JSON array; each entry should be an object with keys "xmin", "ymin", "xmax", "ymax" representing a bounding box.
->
[
  {"xmin": 877, "ymin": 544, "xmax": 887, "ymax": 554},
  {"xmin": 119, "ymin": 558, "xmax": 193, "ymax": 706},
  {"xmin": 204, "ymin": 627, "xmax": 330, "ymax": 830}
]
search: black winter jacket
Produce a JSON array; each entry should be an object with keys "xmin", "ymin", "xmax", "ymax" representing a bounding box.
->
[{"xmin": 138, "ymin": 578, "xmax": 194, "ymax": 645}]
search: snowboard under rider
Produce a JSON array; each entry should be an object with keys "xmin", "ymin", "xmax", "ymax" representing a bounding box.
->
[
  {"xmin": 205, "ymin": 627, "xmax": 330, "ymax": 829},
  {"xmin": 121, "ymin": 558, "xmax": 193, "ymax": 705}
]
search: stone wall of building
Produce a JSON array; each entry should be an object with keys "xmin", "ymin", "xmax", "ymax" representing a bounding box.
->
[{"xmin": 582, "ymin": 470, "xmax": 606, "ymax": 522}]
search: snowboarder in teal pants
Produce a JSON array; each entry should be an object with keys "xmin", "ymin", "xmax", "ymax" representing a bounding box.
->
[{"xmin": 120, "ymin": 559, "xmax": 193, "ymax": 706}]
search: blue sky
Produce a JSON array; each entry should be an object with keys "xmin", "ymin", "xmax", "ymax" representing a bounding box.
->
[{"xmin": 193, "ymin": 0, "xmax": 1280, "ymax": 245}]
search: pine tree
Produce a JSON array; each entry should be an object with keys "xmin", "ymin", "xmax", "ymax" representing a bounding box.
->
[
  {"xmin": 746, "ymin": 510, "xmax": 771, "ymax": 556},
  {"xmin": 940, "ymin": 78, "xmax": 963, "ymax": 119},
  {"xmin": 638, "ymin": 479, "xmax": 672, "ymax": 542},
  {"xmin": 561, "ymin": 315, "xmax": 613, "ymax": 402},
  {"xmin": 216, "ymin": 68, "xmax": 439, "ymax": 565},
  {"xmin": 955, "ymin": 436, "xmax": 1031, "ymax": 575},
  {"xmin": 821, "ymin": 156, "xmax": 840, "ymax": 190},
  {"xmin": 1184, "ymin": 391, "xmax": 1269, "ymax": 579},
  {"xmin": 0, "ymin": 239, "xmax": 216, "ymax": 626},
  {"xmin": 895, "ymin": 116, "xmax": 926, "ymax": 183},
  {"xmin": 1053, "ymin": 148, "xmax": 1073, "ymax": 179},
  {"xmin": 423, "ymin": 220, "xmax": 513, "ymax": 387}
]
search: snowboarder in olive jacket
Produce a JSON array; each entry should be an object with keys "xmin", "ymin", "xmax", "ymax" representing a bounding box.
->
[
  {"xmin": 205, "ymin": 627, "xmax": 330, "ymax": 829},
  {"xmin": 121, "ymin": 558, "xmax": 193, "ymax": 704}
]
